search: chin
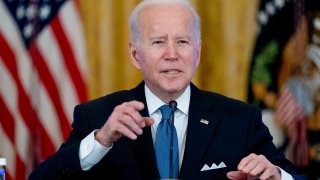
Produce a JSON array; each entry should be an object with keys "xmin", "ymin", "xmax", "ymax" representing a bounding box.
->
[{"xmin": 162, "ymin": 83, "xmax": 186, "ymax": 93}]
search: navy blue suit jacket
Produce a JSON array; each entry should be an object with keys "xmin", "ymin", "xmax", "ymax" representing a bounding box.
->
[{"xmin": 29, "ymin": 82, "xmax": 305, "ymax": 179}]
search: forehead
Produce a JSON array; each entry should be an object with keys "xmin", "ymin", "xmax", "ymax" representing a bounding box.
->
[
  {"xmin": 140, "ymin": 3, "xmax": 191, "ymax": 16},
  {"xmin": 138, "ymin": 4, "xmax": 194, "ymax": 31}
]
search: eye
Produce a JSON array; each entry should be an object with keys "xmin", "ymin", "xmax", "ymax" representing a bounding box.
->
[
  {"xmin": 152, "ymin": 40, "xmax": 164, "ymax": 45},
  {"xmin": 177, "ymin": 39, "xmax": 190, "ymax": 45}
]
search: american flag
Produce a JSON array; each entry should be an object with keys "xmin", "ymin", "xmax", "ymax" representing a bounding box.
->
[
  {"xmin": 275, "ymin": 78, "xmax": 313, "ymax": 127},
  {"xmin": 0, "ymin": 0, "xmax": 87, "ymax": 179},
  {"xmin": 275, "ymin": 83, "xmax": 304, "ymax": 127},
  {"xmin": 275, "ymin": 78, "xmax": 311, "ymax": 167}
]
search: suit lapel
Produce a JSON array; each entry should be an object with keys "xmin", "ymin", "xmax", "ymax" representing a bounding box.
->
[
  {"xmin": 125, "ymin": 82, "xmax": 218, "ymax": 179},
  {"xmin": 125, "ymin": 82, "xmax": 160, "ymax": 179},
  {"xmin": 179, "ymin": 84, "xmax": 218, "ymax": 179}
]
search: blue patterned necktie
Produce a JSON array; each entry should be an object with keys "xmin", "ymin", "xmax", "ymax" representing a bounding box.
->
[{"xmin": 155, "ymin": 104, "xmax": 179, "ymax": 179}]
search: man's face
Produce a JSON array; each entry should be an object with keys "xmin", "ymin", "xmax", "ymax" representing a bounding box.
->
[{"xmin": 130, "ymin": 4, "xmax": 201, "ymax": 100}]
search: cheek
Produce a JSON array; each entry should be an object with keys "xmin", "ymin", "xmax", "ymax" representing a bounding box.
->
[
  {"xmin": 142, "ymin": 52, "xmax": 163, "ymax": 68},
  {"xmin": 184, "ymin": 51, "xmax": 199, "ymax": 68},
  {"xmin": 139, "ymin": 57, "xmax": 157, "ymax": 74}
]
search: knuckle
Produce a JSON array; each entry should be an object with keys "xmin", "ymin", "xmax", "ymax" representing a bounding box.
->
[
  {"xmin": 128, "ymin": 109, "xmax": 136, "ymax": 116},
  {"xmin": 135, "ymin": 127, "xmax": 142, "ymax": 134},
  {"xmin": 114, "ymin": 105, "xmax": 122, "ymax": 112},
  {"xmin": 118, "ymin": 125, "xmax": 125, "ymax": 132},
  {"xmin": 271, "ymin": 166, "xmax": 278, "ymax": 174},
  {"xmin": 258, "ymin": 154, "xmax": 265, "ymax": 160},
  {"xmin": 249, "ymin": 153, "xmax": 256, "ymax": 158},
  {"xmin": 123, "ymin": 102, "xmax": 129, "ymax": 106}
]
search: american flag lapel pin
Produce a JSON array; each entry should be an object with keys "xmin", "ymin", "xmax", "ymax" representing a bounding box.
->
[{"xmin": 200, "ymin": 119, "xmax": 209, "ymax": 125}]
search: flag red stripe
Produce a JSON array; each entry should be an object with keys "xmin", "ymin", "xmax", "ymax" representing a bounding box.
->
[
  {"xmin": 0, "ymin": 33, "xmax": 55, "ymax": 161},
  {"xmin": 277, "ymin": 89, "xmax": 291, "ymax": 108},
  {"xmin": 0, "ymin": 97, "xmax": 15, "ymax": 144},
  {"xmin": 28, "ymin": 43, "xmax": 71, "ymax": 140},
  {"xmin": 278, "ymin": 99, "xmax": 296, "ymax": 124},
  {"xmin": 0, "ymin": 99, "xmax": 27, "ymax": 179},
  {"xmin": 6, "ymin": 173, "xmax": 12, "ymax": 180},
  {"xmin": 0, "ymin": 34, "xmax": 21, "ymax": 88},
  {"xmin": 15, "ymin": 154, "xmax": 27, "ymax": 179},
  {"xmin": 278, "ymin": 95, "xmax": 295, "ymax": 120},
  {"xmin": 0, "ymin": 33, "xmax": 37, "ymax": 131},
  {"xmin": 0, "ymin": 98, "xmax": 27, "ymax": 179},
  {"xmin": 51, "ymin": 16, "xmax": 87, "ymax": 103},
  {"xmin": 275, "ymin": 85, "xmax": 305, "ymax": 127}
]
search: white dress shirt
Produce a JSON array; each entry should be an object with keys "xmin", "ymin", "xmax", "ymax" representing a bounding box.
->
[{"xmin": 78, "ymin": 84, "xmax": 293, "ymax": 180}]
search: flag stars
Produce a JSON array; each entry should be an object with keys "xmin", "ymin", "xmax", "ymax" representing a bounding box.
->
[
  {"xmin": 313, "ymin": 17, "xmax": 320, "ymax": 31},
  {"xmin": 23, "ymin": 23, "xmax": 33, "ymax": 38},
  {"xmin": 26, "ymin": 4, "xmax": 37, "ymax": 20},
  {"xmin": 16, "ymin": 5, "xmax": 25, "ymax": 20},
  {"xmin": 258, "ymin": 11, "xmax": 268, "ymax": 25},
  {"xmin": 266, "ymin": 2, "xmax": 275, "ymax": 16},
  {"xmin": 4, "ymin": 0, "xmax": 65, "ymax": 44},
  {"xmin": 258, "ymin": 0, "xmax": 289, "ymax": 27},
  {"xmin": 40, "ymin": 5, "xmax": 51, "ymax": 20},
  {"xmin": 274, "ymin": 0, "xmax": 285, "ymax": 9}
]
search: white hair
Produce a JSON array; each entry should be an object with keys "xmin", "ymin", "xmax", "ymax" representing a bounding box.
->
[{"xmin": 129, "ymin": 0, "xmax": 201, "ymax": 44}]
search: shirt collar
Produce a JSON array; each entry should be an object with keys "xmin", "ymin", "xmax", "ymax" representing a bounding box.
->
[{"xmin": 145, "ymin": 84, "xmax": 190, "ymax": 116}]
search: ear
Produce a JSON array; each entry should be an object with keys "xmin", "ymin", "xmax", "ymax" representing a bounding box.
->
[
  {"xmin": 195, "ymin": 40, "xmax": 202, "ymax": 67},
  {"xmin": 129, "ymin": 41, "xmax": 142, "ymax": 69}
]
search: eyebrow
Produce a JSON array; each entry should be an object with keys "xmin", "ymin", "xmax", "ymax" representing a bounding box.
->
[
  {"xmin": 176, "ymin": 36, "xmax": 191, "ymax": 40},
  {"xmin": 149, "ymin": 35, "xmax": 191, "ymax": 41},
  {"xmin": 150, "ymin": 35, "xmax": 167, "ymax": 41}
]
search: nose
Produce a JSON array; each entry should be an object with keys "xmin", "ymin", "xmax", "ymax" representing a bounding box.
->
[{"xmin": 164, "ymin": 41, "xmax": 178, "ymax": 61}]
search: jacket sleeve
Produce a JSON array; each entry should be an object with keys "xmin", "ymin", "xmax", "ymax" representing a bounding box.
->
[{"xmin": 246, "ymin": 108, "xmax": 306, "ymax": 180}]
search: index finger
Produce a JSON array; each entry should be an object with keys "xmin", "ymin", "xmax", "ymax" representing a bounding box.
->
[
  {"xmin": 126, "ymin": 100, "xmax": 145, "ymax": 111},
  {"xmin": 123, "ymin": 101, "xmax": 148, "ymax": 127},
  {"xmin": 238, "ymin": 153, "xmax": 257, "ymax": 170}
]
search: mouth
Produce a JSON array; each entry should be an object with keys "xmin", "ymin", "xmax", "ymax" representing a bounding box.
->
[{"xmin": 161, "ymin": 69, "xmax": 181, "ymax": 75}]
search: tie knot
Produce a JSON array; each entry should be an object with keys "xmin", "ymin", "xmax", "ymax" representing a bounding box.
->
[{"xmin": 159, "ymin": 104, "xmax": 173, "ymax": 120}]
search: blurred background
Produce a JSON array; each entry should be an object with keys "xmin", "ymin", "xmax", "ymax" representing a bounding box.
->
[{"xmin": 0, "ymin": 0, "xmax": 319, "ymax": 179}]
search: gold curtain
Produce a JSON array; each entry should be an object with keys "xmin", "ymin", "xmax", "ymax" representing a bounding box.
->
[{"xmin": 79, "ymin": 0, "xmax": 259, "ymax": 101}]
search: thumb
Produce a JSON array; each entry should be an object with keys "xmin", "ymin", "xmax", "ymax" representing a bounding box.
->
[
  {"xmin": 144, "ymin": 117, "xmax": 154, "ymax": 126},
  {"xmin": 227, "ymin": 171, "xmax": 247, "ymax": 180}
]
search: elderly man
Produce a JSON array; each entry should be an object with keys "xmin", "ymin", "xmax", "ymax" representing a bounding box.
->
[{"xmin": 29, "ymin": 0, "xmax": 305, "ymax": 179}]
